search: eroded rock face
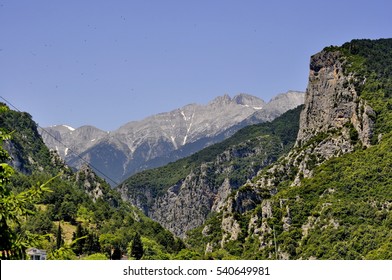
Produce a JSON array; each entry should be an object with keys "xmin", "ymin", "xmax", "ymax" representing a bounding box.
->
[
  {"xmin": 297, "ymin": 50, "xmax": 374, "ymax": 148},
  {"xmin": 120, "ymin": 126, "xmax": 293, "ymax": 237},
  {"xmin": 146, "ymin": 151, "xmax": 268, "ymax": 238},
  {"xmin": 288, "ymin": 50, "xmax": 375, "ymax": 185},
  {"xmin": 75, "ymin": 165, "xmax": 104, "ymax": 202},
  {"xmin": 150, "ymin": 170, "xmax": 215, "ymax": 238}
]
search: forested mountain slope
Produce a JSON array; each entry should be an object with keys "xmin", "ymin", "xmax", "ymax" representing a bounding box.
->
[
  {"xmin": 185, "ymin": 38, "xmax": 392, "ymax": 259},
  {"xmin": 0, "ymin": 105, "xmax": 183, "ymax": 260}
]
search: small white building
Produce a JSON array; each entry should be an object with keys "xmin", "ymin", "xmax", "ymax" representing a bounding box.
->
[{"xmin": 26, "ymin": 248, "xmax": 47, "ymax": 260}]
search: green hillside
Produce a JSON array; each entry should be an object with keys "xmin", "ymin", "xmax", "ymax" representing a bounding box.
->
[{"xmin": 0, "ymin": 104, "xmax": 183, "ymax": 260}]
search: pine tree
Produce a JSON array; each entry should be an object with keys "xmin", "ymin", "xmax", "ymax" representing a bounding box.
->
[
  {"xmin": 56, "ymin": 222, "xmax": 63, "ymax": 250},
  {"xmin": 130, "ymin": 232, "xmax": 144, "ymax": 260},
  {"xmin": 72, "ymin": 223, "xmax": 84, "ymax": 255}
]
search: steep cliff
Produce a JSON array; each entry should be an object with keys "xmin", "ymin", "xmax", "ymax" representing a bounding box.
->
[
  {"xmin": 186, "ymin": 39, "xmax": 392, "ymax": 260},
  {"xmin": 298, "ymin": 50, "xmax": 375, "ymax": 146}
]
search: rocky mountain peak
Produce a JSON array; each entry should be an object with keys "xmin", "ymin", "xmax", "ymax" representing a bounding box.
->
[
  {"xmin": 209, "ymin": 94, "xmax": 233, "ymax": 105},
  {"xmin": 39, "ymin": 124, "xmax": 107, "ymax": 158},
  {"xmin": 232, "ymin": 93, "xmax": 266, "ymax": 108},
  {"xmin": 208, "ymin": 93, "xmax": 267, "ymax": 109}
]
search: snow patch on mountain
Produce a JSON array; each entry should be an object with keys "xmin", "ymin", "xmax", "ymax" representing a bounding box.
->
[{"xmin": 62, "ymin": 125, "xmax": 75, "ymax": 131}]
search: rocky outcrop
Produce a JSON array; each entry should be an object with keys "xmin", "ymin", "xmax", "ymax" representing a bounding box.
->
[
  {"xmin": 291, "ymin": 50, "xmax": 375, "ymax": 185},
  {"xmin": 75, "ymin": 165, "xmax": 105, "ymax": 202},
  {"xmin": 251, "ymin": 50, "xmax": 375, "ymax": 189},
  {"xmin": 150, "ymin": 168, "xmax": 216, "ymax": 237},
  {"xmin": 297, "ymin": 50, "xmax": 375, "ymax": 148}
]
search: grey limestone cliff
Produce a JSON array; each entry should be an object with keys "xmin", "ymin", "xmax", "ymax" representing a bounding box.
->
[{"xmin": 297, "ymin": 50, "xmax": 375, "ymax": 147}]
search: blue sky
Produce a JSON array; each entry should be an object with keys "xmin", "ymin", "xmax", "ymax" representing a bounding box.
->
[{"xmin": 1, "ymin": 0, "xmax": 391, "ymax": 131}]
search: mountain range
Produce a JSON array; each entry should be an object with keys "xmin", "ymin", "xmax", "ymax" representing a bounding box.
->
[
  {"xmin": 39, "ymin": 91, "xmax": 304, "ymax": 185},
  {"xmin": 3, "ymin": 38, "xmax": 391, "ymax": 260}
]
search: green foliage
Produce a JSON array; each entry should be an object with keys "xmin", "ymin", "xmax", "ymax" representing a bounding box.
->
[
  {"xmin": 72, "ymin": 223, "xmax": 100, "ymax": 256},
  {"xmin": 0, "ymin": 112, "xmax": 54, "ymax": 259},
  {"xmin": 82, "ymin": 253, "xmax": 108, "ymax": 260},
  {"xmin": 47, "ymin": 236, "xmax": 83, "ymax": 260},
  {"xmin": 341, "ymin": 39, "xmax": 392, "ymax": 139},
  {"xmin": 56, "ymin": 222, "xmax": 63, "ymax": 249},
  {"xmin": 224, "ymin": 132, "xmax": 392, "ymax": 260},
  {"xmin": 134, "ymin": 237, "xmax": 170, "ymax": 260},
  {"xmin": 172, "ymin": 249, "xmax": 202, "ymax": 260}
]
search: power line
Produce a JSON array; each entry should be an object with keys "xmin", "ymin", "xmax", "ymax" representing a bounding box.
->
[
  {"xmin": 0, "ymin": 96, "xmax": 20, "ymax": 112},
  {"xmin": 0, "ymin": 95, "xmax": 120, "ymax": 186}
]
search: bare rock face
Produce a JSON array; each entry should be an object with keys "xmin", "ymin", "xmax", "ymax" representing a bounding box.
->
[
  {"xmin": 75, "ymin": 165, "xmax": 105, "ymax": 202},
  {"xmin": 289, "ymin": 50, "xmax": 375, "ymax": 185},
  {"xmin": 297, "ymin": 50, "xmax": 375, "ymax": 148},
  {"xmin": 150, "ymin": 169, "xmax": 214, "ymax": 237}
]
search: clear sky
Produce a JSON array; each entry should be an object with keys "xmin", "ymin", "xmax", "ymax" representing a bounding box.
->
[{"xmin": 1, "ymin": 0, "xmax": 391, "ymax": 131}]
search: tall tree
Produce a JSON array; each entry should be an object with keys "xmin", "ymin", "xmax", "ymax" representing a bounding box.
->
[
  {"xmin": 56, "ymin": 222, "xmax": 63, "ymax": 250},
  {"xmin": 130, "ymin": 232, "xmax": 144, "ymax": 260}
]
